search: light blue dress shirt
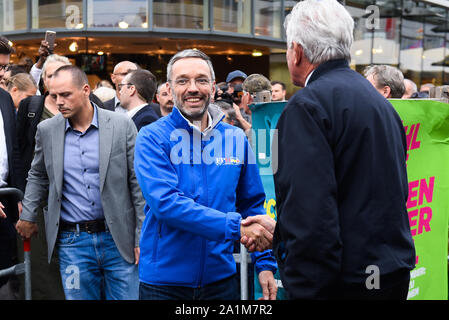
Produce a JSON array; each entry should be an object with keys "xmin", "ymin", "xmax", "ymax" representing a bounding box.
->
[{"xmin": 60, "ymin": 105, "xmax": 105, "ymax": 223}]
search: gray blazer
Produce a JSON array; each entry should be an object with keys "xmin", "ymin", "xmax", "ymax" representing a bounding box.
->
[{"xmin": 20, "ymin": 107, "xmax": 145, "ymax": 264}]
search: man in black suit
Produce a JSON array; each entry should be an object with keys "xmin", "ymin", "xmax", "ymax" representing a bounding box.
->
[
  {"xmin": 270, "ymin": 0, "xmax": 415, "ymax": 300},
  {"xmin": 119, "ymin": 69, "xmax": 159, "ymax": 131},
  {"xmin": 0, "ymin": 89, "xmax": 25, "ymax": 298},
  {"xmin": 0, "ymin": 37, "xmax": 25, "ymax": 299}
]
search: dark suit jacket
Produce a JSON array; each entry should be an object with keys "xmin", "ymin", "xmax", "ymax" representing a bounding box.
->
[
  {"xmin": 90, "ymin": 92, "xmax": 113, "ymax": 111},
  {"xmin": 0, "ymin": 88, "xmax": 25, "ymax": 282},
  {"xmin": 104, "ymin": 97, "xmax": 116, "ymax": 111},
  {"xmin": 131, "ymin": 104, "xmax": 160, "ymax": 131},
  {"xmin": 272, "ymin": 59, "xmax": 416, "ymax": 299},
  {"xmin": 149, "ymin": 102, "xmax": 162, "ymax": 117}
]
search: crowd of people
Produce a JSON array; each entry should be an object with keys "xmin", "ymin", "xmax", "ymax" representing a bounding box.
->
[
  {"xmin": 0, "ymin": 33, "xmax": 283, "ymax": 301},
  {"xmin": 0, "ymin": 0, "xmax": 424, "ymax": 301}
]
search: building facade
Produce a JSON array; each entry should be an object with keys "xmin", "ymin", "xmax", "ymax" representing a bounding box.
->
[{"xmin": 1, "ymin": 0, "xmax": 449, "ymax": 96}]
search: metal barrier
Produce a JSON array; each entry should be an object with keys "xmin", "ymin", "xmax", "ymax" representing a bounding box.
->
[
  {"xmin": 0, "ymin": 186, "xmax": 253, "ymax": 301},
  {"xmin": 0, "ymin": 187, "xmax": 31, "ymax": 300},
  {"xmin": 233, "ymin": 244, "xmax": 252, "ymax": 300}
]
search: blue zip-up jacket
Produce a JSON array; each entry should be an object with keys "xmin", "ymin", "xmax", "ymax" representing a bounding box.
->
[{"xmin": 134, "ymin": 105, "xmax": 277, "ymax": 287}]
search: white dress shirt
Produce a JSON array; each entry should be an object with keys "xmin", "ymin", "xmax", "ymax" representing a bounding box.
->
[
  {"xmin": 304, "ymin": 70, "xmax": 315, "ymax": 87},
  {"xmin": 127, "ymin": 103, "xmax": 147, "ymax": 119}
]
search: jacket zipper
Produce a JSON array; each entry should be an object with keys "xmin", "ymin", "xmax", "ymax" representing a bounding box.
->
[{"xmin": 196, "ymin": 140, "xmax": 208, "ymax": 287}]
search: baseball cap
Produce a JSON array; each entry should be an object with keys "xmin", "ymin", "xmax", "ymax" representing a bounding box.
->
[{"xmin": 226, "ymin": 70, "xmax": 247, "ymax": 83}]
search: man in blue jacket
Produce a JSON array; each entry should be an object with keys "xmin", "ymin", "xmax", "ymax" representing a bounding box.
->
[
  {"xmin": 134, "ymin": 49, "xmax": 277, "ymax": 300},
  {"xmin": 272, "ymin": 0, "xmax": 415, "ymax": 299}
]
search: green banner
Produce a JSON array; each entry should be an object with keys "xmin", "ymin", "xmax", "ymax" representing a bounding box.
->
[
  {"xmin": 390, "ymin": 99, "xmax": 449, "ymax": 300},
  {"xmin": 250, "ymin": 99, "xmax": 449, "ymax": 300}
]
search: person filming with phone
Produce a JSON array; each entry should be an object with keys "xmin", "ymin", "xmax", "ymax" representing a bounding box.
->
[
  {"xmin": 29, "ymin": 31, "xmax": 56, "ymax": 94},
  {"xmin": 239, "ymin": 74, "xmax": 272, "ymax": 119}
]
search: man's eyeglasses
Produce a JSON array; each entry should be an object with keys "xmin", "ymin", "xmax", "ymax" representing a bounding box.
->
[
  {"xmin": 170, "ymin": 78, "xmax": 212, "ymax": 87},
  {"xmin": 0, "ymin": 64, "xmax": 10, "ymax": 71},
  {"xmin": 118, "ymin": 83, "xmax": 133, "ymax": 90}
]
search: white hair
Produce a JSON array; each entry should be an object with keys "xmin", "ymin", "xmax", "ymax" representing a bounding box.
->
[
  {"xmin": 41, "ymin": 54, "xmax": 71, "ymax": 79},
  {"xmin": 93, "ymin": 86, "xmax": 116, "ymax": 103},
  {"xmin": 404, "ymin": 79, "xmax": 417, "ymax": 93},
  {"xmin": 284, "ymin": 0, "xmax": 354, "ymax": 65}
]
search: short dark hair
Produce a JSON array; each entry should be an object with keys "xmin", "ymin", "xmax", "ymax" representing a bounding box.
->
[
  {"xmin": 127, "ymin": 69, "xmax": 157, "ymax": 103},
  {"xmin": 271, "ymin": 81, "xmax": 286, "ymax": 90},
  {"xmin": 53, "ymin": 65, "xmax": 89, "ymax": 88},
  {"xmin": 0, "ymin": 37, "xmax": 15, "ymax": 55},
  {"xmin": 6, "ymin": 64, "xmax": 27, "ymax": 76}
]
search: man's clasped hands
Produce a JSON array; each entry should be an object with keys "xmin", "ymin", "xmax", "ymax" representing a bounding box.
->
[{"xmin": 240, "ymin": 215, "xmax": 276, "ymax": 252}]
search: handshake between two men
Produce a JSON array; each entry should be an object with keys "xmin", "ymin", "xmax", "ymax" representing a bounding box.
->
[{"xmin": 240, "ymin": 214, "xmax": 276, "ymax": 252}]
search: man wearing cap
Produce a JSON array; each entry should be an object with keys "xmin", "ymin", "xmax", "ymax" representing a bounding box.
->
[
  {"xmin": 226, "ymin": 70, "xmax": 247, "ymax": 95},
  {"xmin": 225, "ymin": 70, "xmax": 252, "ymax": 130}
]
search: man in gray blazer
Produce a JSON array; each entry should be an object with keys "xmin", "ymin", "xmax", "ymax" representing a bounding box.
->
[{"xmin": 16, "ymin": 65, "xmax": 145, "ymax": 300}]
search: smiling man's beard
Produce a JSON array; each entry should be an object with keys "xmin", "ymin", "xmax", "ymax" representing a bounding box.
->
[{"xmin": 174, "ymin": 93, "xmax": 210, "ymax": 122}]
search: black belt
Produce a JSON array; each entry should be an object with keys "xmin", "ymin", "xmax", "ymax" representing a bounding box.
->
[{"xmin": 59, "ymin": 219, "xmax": 107, "ymax": 234}]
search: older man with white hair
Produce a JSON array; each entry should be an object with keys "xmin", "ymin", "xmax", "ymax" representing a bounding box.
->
[
  {"xmin": 270, "ymin": 0, "xmax": 415, "ymax": 300},
  {"xmin": 402, "ymin": 79, "xmax": 418, "ymax": 99}
]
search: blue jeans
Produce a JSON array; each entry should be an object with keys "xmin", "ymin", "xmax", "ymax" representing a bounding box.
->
[
  {"xmin": 57, "ymin": 230, "xmax": 138, "ymax": 300},
  {"xmin": 139, "ymin": 275, "xmax": 239, "ymax": 300}
]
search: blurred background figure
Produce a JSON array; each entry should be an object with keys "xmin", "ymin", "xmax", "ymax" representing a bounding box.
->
[
  {"xmin": 93, "ymin": 86, "xmax": 116, "ymax": 103},
  {"xmin": 419, "ymin": 83, "xmax": 434, "ymax": 97},
  {"xmin": 18, "ymin": 57, "xmax": 34, "ymax": 74},
  {"xmin": 155, "ymin": 83, "xmax": 174, "ymax": 116},
  {"xmin": 226, "ymin": 70, "xmax": 247, "ymax": 96},
  {"xmin": 0, "ymin": 36, "xmax": 15, "ymax": 86},
  {"xmin": 214, "ymin": 100, "xmax": 242, "ymax": 129},
  {"xmin": 105, "ymin": 60, "xmax": 139, "ymax": 112},
  {"xmin": 4, "ymin": 73, "xmax": 37, "ymax": 113},
  {"xmin": 364, "ymin": 65, "xmax": 405, "ymax": 99},
  {"xmin": 271, "ymin": 81, "xmax": 287, "ymax": 101},
  {"xmin": 95, "ymin": 79, "xmax": 113, "ymax": 89},
  {"xmin": 402, "ymin": 79, "xmax": 418, "ymax": 99},
  {"xmin": 241, "ymin": 73, "xmax": 272, "ymax": 117},
  {"xmin": 119, "ymin": 69, "xmax": 159, "ymax": 131},
  {"xmin": 0, "ymin": 64, "xmax": 27, "ymax": 90}
]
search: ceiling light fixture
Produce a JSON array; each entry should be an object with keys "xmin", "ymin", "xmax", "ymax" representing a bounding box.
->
[
  {"xmin": 69, "ymin": 41, "xmax": 78, "ymax": 52},
  {"xmin": 119, "ymin": 21, "xmax": 129, "ymax": 29},
  {"xmin": 252, "ymin": 50, "xmax": 263, "ymax": 57}
]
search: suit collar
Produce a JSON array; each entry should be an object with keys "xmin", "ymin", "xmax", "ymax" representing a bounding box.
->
[
  {"xmin": 170, "ymin": 104, "xmax": 225, "ymax": 133},
  {"xmin": 53, "ymin": 107, "xmax": 113, "ymax": 196},
  {"xmin": 65, "ymin": 103, "xmax": 99, "ymax": 132},
  {"xmin": 98, "ymin": 108, "xmax": 113, "ymax": 193},
  {"xmin": 128, "ymin": 103, "xmax": 148, "ymax": 119},
  {"xmin": 308, "ymin": 59, "xmax": 350, "ymax": 86},
  {"xmin": 52, "ymin": 115, "xmax": 66, "ymax": 197}
]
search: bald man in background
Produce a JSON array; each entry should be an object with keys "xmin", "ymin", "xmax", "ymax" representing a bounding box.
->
[{"xmin": 105, "ymin": 61, "xmax": 139, "ymax": 113}]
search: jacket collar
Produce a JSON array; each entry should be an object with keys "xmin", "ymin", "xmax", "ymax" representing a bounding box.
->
[
  {"xmin": 307, "ymin": 59, "xmax": 350, "ymax": 86},
  {"xmin": 170, "ymin": 104, "xmax": 225, "ymax": 133}
]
